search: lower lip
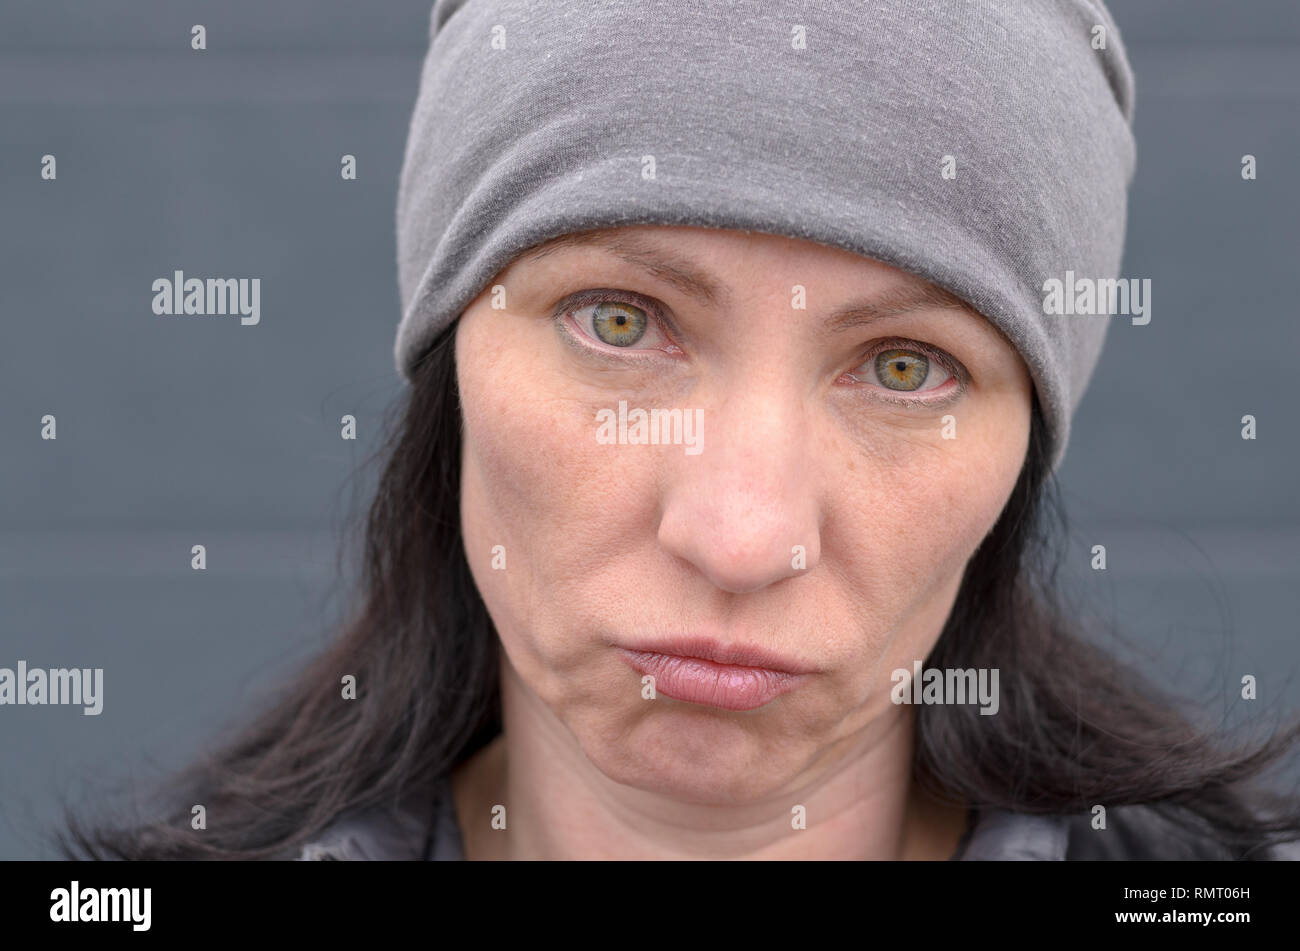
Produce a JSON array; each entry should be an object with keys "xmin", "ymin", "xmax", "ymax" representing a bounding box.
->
[{"xmin": 617, "ymin": 649, "xmax": 806, "ymax": 711}]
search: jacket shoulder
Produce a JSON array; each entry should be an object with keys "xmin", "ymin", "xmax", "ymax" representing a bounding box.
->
[
  {"xmin": 296, "ymin": 788, "xmax": 444, "ymax": 861},
  {"xmin": 1064, "ymin": 803, "xmax": 1297, "ymax": 860},
  {"xmin": 295, "ymin": 805, "xmax": 428, "ymax": 860},
  {"xmin": 296, "ymin": 774, "xmax": 464, "ymax": 861}
]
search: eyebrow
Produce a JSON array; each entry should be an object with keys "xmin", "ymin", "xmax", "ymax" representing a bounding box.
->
[
  {"xmin": 517, "ymin": 229, "xmax": 974, "ymax": 330},
  {"xmin": 818, "ymin": 281, "xmax": 974, "ymax": 335},
  {"xmin": 516, "ymin": 230, "xmax": 729, "ymax": 308}
]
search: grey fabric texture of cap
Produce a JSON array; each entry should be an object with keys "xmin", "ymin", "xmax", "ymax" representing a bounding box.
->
[{"xmin": 393, "ymin": 0, "xmax": 1137, "ymax": 468}]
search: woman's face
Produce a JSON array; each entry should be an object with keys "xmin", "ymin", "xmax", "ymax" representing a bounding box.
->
[{"xmin": 455, "ymin": 224, "xmax": 1032, "ymax": 803}]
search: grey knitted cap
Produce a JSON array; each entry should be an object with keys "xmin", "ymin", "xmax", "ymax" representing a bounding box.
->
[{"xmin": 395, "ymin": 0, "xmax": 1136, "ymax": 468}]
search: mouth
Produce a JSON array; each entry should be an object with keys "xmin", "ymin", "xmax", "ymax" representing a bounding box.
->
[{"xmin": 615, "ymin": 636, "xmax": 813, "ymax": 711}]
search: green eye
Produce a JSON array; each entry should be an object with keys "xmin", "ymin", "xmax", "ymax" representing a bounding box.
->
[
  {"xmin": 874, "ymin": 349, "xmax": 930, "ymax": 390},
  {"xmin": 591, "ymin": 301, "xmax": 648, "ymax": 347}
]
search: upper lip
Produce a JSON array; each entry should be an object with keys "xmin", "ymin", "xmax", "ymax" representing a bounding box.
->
[{"xmin": 616, "ymin": 635, "xmax": 816, "ymax": 675}]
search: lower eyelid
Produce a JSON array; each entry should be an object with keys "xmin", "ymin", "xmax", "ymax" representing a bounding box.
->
[
  {"xmin": 563, "ymin": 304, "xmax": 677, "ymax": 356},
  {"xmin": 841, "ymin": 372, "xmax": 963, "ymax": 406},
  {"xmin": 558, "ymin": 311, "xmax": 664, "ymax": 362},
  {"xmin": 877, "ymin": 381, "xmax": 962, "ymax": 405}
]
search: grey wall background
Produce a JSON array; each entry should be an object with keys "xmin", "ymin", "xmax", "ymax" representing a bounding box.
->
[{"xmin": 2, "ymin": 1, "xmax": 1298, "ymax": 859}]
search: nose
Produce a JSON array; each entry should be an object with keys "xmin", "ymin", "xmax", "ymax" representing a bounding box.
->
[{"xmin": 656, "ymin": 387, "xmax": 822, "ymax": 594}]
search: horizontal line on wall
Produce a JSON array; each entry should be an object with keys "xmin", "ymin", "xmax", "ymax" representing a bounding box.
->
[
  {"xmin": 1, "ymin": 46, "xmax": 1299, "ymax": 105},
  {"xmin": 0, "ymin": 529, "xmax": 352, "ymax": 578},
  {"xmin": 1126, "ymin": 45, "xmax": 1300, "ymax": 102},
  {"xmin": 1055, "ymin": 524, "xmax": 1300, "ymax": 579},
  {"xmin": 0, "ymin": 52, "xmax": 424, "ymax": 105}
]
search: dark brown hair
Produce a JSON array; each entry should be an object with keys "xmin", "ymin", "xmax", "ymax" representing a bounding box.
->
[{"xmin": 57, "ymin": 322, "xmax": 1300, "ymax": 859}]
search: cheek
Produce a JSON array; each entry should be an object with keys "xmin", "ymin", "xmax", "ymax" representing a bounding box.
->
[
  {"xmin": 456, "ymin": 317, "xmax": 660, "ymax": 659},
  {"xmin": 828, "ymin": 399, "xmax": 1028, "ymax": 643}
]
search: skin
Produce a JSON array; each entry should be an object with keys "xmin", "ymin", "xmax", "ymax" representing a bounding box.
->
[{"xmin": 450, "ymin": 223, "xmax": 1032, "ymax": 859}]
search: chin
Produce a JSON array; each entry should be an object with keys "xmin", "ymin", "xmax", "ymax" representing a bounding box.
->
[{"xmin": 576, "ymin": 701, "xmax": 806, "ymax": 804}]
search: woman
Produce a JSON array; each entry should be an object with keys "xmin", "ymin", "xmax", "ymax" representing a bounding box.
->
[{"xmin": 64, "ymin": 0, "xmax": 1300, "ymax": 860}]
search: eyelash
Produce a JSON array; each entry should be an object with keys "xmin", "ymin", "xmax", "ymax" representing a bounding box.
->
[
  {"xmin": 554, "ymin": 288, "xmax": 680, "ymax": 358},
  {"xmin": 553, "ymin": 289, "xmax": 967, "ymax": 404},
  {"xmin": 845, "ymin": 338, "xmax": 966, "ymax": 406}
]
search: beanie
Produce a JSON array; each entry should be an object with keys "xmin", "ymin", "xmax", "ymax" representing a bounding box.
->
[{"xmin": 394, "ymin": 0, "xmax": 1136, "ymax": 469}]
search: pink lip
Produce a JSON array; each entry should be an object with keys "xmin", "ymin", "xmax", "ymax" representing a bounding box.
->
[{"xmin": 616, "ymin": 636, "xmax": 813, "ymax": 711}]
